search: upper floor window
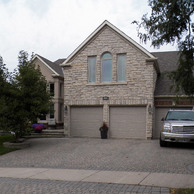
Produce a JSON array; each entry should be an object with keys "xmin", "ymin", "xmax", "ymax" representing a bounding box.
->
[
  {"xmin": 88, "ymin": 56, "xmax": 96, "ymax": 83},
  {"xmin": 59, "ymin": 83, "xmax": 63, "ymax": 97},
  {"xmin": 117, "ymin": 54, "xmax": 126, "ymax": 82},
  {"xmin": 50, "ymin": 83, "xmax": 54, "ymax": 96},
  {"xmin": 101, "ymin": 52, "xmax": 112, "ymax": 82},
  {"xmin": 50, "ymin": 103, "xmax": 54, "ymax": 119}
]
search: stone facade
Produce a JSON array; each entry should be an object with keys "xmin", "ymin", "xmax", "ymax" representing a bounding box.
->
[{"xmin": 63, "ymin": 23, "xmax": 158, "ymax": 139}]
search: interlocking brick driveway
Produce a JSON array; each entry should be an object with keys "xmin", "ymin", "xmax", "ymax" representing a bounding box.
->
[
  {"xmin": 0, "ymin": 177, "xmax": 170, "ymax": 194},
  {"xmin": 0, "ymin": 138, "xmax": 194, "ymax": 174}
]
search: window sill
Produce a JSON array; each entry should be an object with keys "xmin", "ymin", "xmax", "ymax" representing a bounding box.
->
[{"xmin": 86, "ymin": 82, "xmax": 128, "ymax": 86}]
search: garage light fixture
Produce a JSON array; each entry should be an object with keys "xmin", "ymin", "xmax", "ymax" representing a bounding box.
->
[
  {"xmin": 148, "ymin": 105, "xmax": 153, "ymax": 114},
  {"xmin": 64, "ymin": 106, "xmax": 68, "ymax": 113}
]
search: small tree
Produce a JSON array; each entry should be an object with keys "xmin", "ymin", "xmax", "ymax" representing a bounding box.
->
[{"xmin": 0, "ymin": 51, "xmax": 51, "ymax": 140}]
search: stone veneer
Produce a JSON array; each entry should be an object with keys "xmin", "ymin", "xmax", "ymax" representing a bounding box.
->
[{"xmin": 63, "ymin": 25, "xmax": 157, "ymax": 139}]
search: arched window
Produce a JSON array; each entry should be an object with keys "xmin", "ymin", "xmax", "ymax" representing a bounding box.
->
[{"xmin": 101, "ymin": 52, "xmax": 112, "ymax": 82}]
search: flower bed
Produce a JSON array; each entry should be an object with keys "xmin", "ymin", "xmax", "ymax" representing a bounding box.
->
[{"xmin": 32, "ymin": 123, "xmax": 45, "ymax": 133}]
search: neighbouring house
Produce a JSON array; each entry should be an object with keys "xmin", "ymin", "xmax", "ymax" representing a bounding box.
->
[{"xmin": 32, "ymin": 55, "xmax": 65, "ymax": 129}]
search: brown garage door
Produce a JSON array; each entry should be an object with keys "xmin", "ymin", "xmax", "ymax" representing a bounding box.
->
[
  {"xmin": 110, "ymin": 106, "xmax": 146, "ymax": 139},
  {"xmin": 70, "ymin": 106, "xmax": 103, "ymax": 137},
  {"xmin": 154, "ymin": 107, "xmax": 192, "ymax": 139}
]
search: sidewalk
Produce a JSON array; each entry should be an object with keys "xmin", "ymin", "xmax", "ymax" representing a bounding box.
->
[{"xmin": 0, "ymin": 167, "xmax": 194, "ymax": 189}]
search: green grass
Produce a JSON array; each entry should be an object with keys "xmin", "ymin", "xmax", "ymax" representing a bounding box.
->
[
  {"xmin": 0, "ymin": 135, "xmax": 18, "ymax": 155},
  {"xmin": 171, "ymin": 188, "xmax": 194, "ymax": 194}
]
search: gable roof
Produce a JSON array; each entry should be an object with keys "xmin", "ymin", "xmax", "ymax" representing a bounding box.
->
[
  {"xmin": 152, "ymin": 51, "xmax": 183, "ymax": 96},
  {"xmin": 61, "ymin": 20, "xmax": 156, "ymax": 66},
  {"xmin": 33, "ymin": 55, "xmax": 64, "ymax": 77},
  {"xmin": 54, "ymin": 58, "xmax": 66, "ymax": 66}
]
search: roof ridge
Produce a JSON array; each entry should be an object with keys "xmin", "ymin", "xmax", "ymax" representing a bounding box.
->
[
  {"xmin": 36, "ymin": 54, "xmax": 53, "ymax": 64},
  {"xmin": 151, "ymin": 51, "xmax": 179, "ymax": 53}
]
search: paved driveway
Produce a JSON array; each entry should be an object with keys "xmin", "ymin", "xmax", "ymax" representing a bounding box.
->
[{"xmin": 0, "ymin": 138, "xmax": 194, "ymax": 174}]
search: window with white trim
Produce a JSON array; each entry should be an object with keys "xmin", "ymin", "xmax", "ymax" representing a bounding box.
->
[
  {"xmin": 88, "ymin": 56, "xmax": 96, "ymax": 83},
  {"xmin": 59, "ymin": 83, "xmax": 63, "ymax": 97},
  {"xmin": 50, "ymin": 83, "xmax": 54, "ymax": 96},
  {"xmin": 50, "ymin": 104, "xmax": 54, "ymax": 119},
  {"xmin": 101, "ymin": 52, "xmax": 112, "ymax": 82},
  {"xmin": 117, "ymin": 54, "xmax": 126, "ymax": 82}
]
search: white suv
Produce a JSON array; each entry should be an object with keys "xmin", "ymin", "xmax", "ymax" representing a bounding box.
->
[{"xmin": 160, "ymin": 110, "xmax": 194, "ymax": 147}]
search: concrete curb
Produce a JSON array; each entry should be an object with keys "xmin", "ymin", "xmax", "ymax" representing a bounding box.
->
[{"xmin": 0, "ymin": 167, "xmax": 193, "ymax": 188}]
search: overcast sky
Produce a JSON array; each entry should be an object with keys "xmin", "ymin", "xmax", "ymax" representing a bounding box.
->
[{"xmin": 0, "ymin": 0, "xmax": 178, "ymax": 72}]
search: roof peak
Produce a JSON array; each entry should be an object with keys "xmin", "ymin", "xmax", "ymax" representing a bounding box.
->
[
  {"xmin": 61, "ymin": 20, "xmax": 155, "ymax": 66},
  {"xmin": 33, "ymin": 54, "xmax": 64, "ymax": 77}
]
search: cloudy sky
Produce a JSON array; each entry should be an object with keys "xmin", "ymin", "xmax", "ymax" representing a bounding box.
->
[{"xmin": 0, "ymin": 0, "xmax": 177, "ymax": 72}]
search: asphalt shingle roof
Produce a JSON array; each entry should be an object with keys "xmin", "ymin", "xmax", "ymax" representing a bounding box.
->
[
  {"xmin": 37, "ymin": 55, "xmax": 64, "ymax": 77},
  {"xmin": 54, "ymin": 58, "xmax": 66, "ymax": 66},
  {"xmin": 151, "ymin": 51, "xmax": 181, "ymax": 96}
]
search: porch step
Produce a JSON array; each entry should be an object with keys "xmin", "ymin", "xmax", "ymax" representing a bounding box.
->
[{"xmin": 25, "ymin": 129, "xmax": 65, "ymax": 138}]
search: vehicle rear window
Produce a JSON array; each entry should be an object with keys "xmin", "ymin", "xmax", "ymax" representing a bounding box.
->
[{"xmin": 165, "ymin": 111, "xmax": 194, "ymax": 121}]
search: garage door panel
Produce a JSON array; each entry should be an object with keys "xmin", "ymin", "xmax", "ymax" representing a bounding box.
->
[
  {"xmin": 111, "ymin": 129, "xmax": 145, "ymax": 137},
  {"xmin": 113, "ymin": 121, "xmax": 145, "ymax": 129},
  {"xmin": 71, "ymin": 107, "xmax": 103, "ymax": 137},
  {"xmin": 110, "ymin": 106, "xmax": 146, "ymax": 139}
]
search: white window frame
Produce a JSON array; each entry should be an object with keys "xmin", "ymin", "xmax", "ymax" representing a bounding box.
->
[
  {"xmin": 88, "ymin": 56, "xmax": 96, "ymax": 83},
  {"xmin": 117, "ymin": 54, "xmax": 126, "ymax": 82},
  {"xmin": 101, "ymin": 52, "xmax": 112, "ymax": 82}
]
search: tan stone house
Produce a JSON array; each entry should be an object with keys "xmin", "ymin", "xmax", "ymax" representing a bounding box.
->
[
  {"xmin": 34, "ymin": 20, "xmax": 194, "ymax": 138},
  {"xmin": 61, "ymin": 20, "xmax": 159, "ymax": 139},
  {"xmin": 32, "ymin": 55, "xmax": 65, "ymax": 128}
]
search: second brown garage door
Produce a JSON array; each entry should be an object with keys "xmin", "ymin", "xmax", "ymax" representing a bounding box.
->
[{"xmin": 110, "ymin": 106, "xmax": 146, "ymax": 139}]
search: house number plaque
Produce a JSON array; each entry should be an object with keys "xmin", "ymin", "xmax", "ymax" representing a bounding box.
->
[{"xmin": 103, "ymin": 96, "xmax": 109, "ymax": 100}]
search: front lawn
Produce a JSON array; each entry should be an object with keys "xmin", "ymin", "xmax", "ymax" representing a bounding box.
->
[
  {"xmin": 0, "ymin": 135, "xmax": 18, "ymax": 155},
  {"xmin": 171, "ymin": 188, "xmax": 194, "ymax": 194}
]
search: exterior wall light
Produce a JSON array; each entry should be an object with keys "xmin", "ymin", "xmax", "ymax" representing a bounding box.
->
[
  {"xmin": 148, "ymin": 105, "xmax": 153, "ymax": 114},
  {"xmin": 64, "ymin": 106, "xmax": 68, "ymax": 114}
]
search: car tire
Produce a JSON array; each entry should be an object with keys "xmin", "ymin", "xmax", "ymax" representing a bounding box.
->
[{"xmin": 160, "ymin": 137, "xmax": 167, "ymax": 147}]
